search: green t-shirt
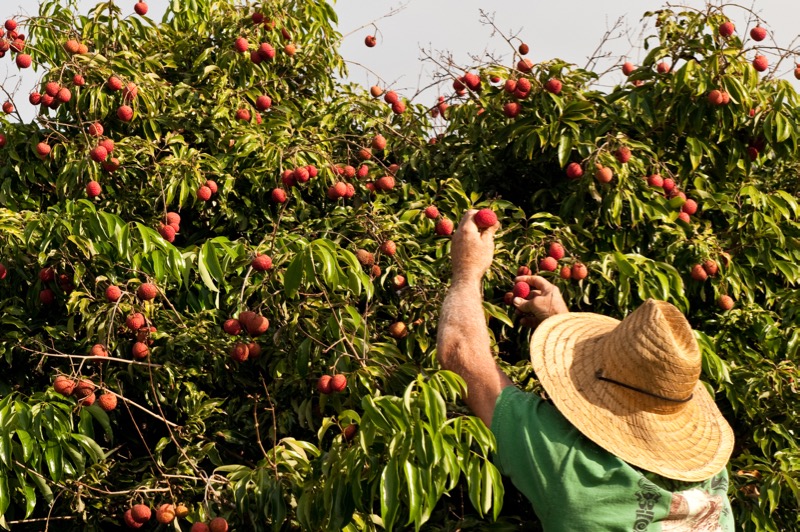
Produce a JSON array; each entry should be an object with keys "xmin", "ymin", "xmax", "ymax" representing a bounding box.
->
[{"xmin": 490, "ymin": 386, "xmax": 734, "ymax": 531}]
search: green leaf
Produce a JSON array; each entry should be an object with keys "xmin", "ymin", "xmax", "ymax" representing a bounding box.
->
[{"xmin": 380, "ymin": 457, "xmax": 400, "ymax": 531}]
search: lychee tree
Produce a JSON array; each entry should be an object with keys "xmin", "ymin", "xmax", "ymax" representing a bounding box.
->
[{"xmin": 0, "ymin": 1, "xmax": 798, "ymax": 531}]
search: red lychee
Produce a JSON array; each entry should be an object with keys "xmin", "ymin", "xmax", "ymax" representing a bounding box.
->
[
  {"xmin": 474, "ymin": 208, "xmax": 498, "ymax": 229},
  {"xmin": 90, "ymin": 343, "xmax": 108, "ymax": 357},
  {"xmin": 2, "ymin": 102, "xmax": 14, "ymax": 114},
  {"xmin": 107, "ymin": 76, "xmax": 123, "ymax": 91},
  {"xmin": 98, "ymin": 393, "xmax": 117, "ymax": 412},
  {"xmin": 571, "ymin": 263, "xmax": 588, "ymax": 280},
  {"xmin": 123, "ymin": 509, "xmax": 143, "ymax": 529},
  {"xmin": 131, "ymin": 504, "xmax": 151, "ymax": 524},
  {"xmin": 258, "ymin": 42, "xmax": 275, "ymax": 60},
  {"xmin": 424, "ymin": 205, "xmax": 439, "ymax": 219},
  {"xmin": 656, "ymin": 61, "xmax": 671, "ymax": 74},
  {"xmin": 661, "ymin": 178, "xmax": 675, "ymax": 192},
  {"xmin": 548, "ymin": 243, "xmax": 565, "ymax": 260},
  {"xmin": 103, "ymin": 157, "xmax": 120, "ymax": 172},
  {"xmin": 565, "ymin": 162, "xmax": 583, "ymax": 180},
  {"xmin": 595, "ymin": 166, "xmax": 613, "ymax": 183},
  {"xmin": 464, "ymin": 72, "xmax": 481, "ymax": 91},
  {"xmin": 614, "ymin": 146, "xmax": 631, "ymax": 163},
  {"xmin": 190, "ymin": 523, "xmax": 210, "ymax": 532},
  {"xmin": 503, "ymin": 102, "xmax": 521, "ymax": 118},
  {"xmin": 391, "ymin": 101, "xmax": 405, "ymax": 114},
  {"xmin": 4, "ymin": 20, "xmax": 17, "ymax": 31},
  {"xmin": 517, "ymin": 58, "xmax": 533, "ymax": 73},
  {"xmin": 234, "ymin": 37, "xmax": 248, "ymax": 53},
  {"xmin": 235, "ymin": 108, "xmax": 251, "ymax": 122},
  {"xmin": 379, "ymin": 240, "xmax": 396, "ymax": 256},
  {"xmin": 435, "ymin": 218, "xmax": 453, "ymax": 236},
  {"xmin": 271, "ymin": 188, "xmax": 287, "ymax": 203},
  {"xmin": 86, "ymin": 181, "xmax": 102, "ymax": 198},
  {"xmin": 117, "ymin": 105, "xmax": 133, "ymax": 122},
  {"xmin": 39, "ymin": 267, "xmax": 55, "ymax": 282},
  {"xmin": 718, "ymin": 21, "xmax": 735, "ymax": 37},
  {"xmin": 137, "ymin": 282, "xmax": 157, "ymax": 301},
  {"xmin": 647, "ymin": 174, "xmax": 663, "ymax": 187},
  {"xmin": 539, "ymin": 256, "xmax": 558, "ymax": 272},
  {"xmin": 678, "ymin": 212, "xmax": 691, "ymax": 223},
  {"xmin": 702, "ymin": 259, "xmax": 719, "ymax": 277},
  {"xmin": 718, "ymin": 295, "xmax": 734, "ymax": 311},
  {"xmin": 123, "ymin": 83, "xmax": 138, "ymax": 102},
  {"xmin": 255, "ymin": 95, "xmax": 272, "ymax": 111},
  {"xmin": 209, "ymin": 517, "xmax": 228, "ymax": 532},
  {"xmin": 384, "ymin": 90, "xmax": 399, "ymax": 104},
  {"xmin": 544, "ymin": 79, "xmax": 562, "ymax": 95},
  {"xmin": 28, "ymin": 92, "xmax": 40, "ymax": 105},
  {"xmin": 388, "ymin": 321, "xmax": 408, "ymax": 339},
  {"xmin": 622, "ymin": 61, "xmax": 635, "ymax": 76},
  {"xmin": 155, "ymin": 504, "xmax": 175, "ymax": 524},
  {"xmin": 39, "ymin": 288, "xmax": 55, "ymax": 304},
  {"xmin": 88, "ymin": 122, "xmax": 104, "ymax": 137},
  {"xmin": 223, "ymin": 319, "xmax": 242, "ymax": 335},
  {"xmin": 690, "ymin": 264, "xmax": 708, "ymax": 282},
  {"xmin": 132, "ymin": 342, "xmax": 149, "ymax": 359},
  {"xmin": 371, "ymin": 134, "xmax": 386, "ymax": 151},
  {"xmin": 391, "ymin": 275, "xmax": 407, "ymax": 289},
  {"xmin": 73, "ymin": 74, "xmax": 85, "ymax": 86},
  {"xmin": 243, "ymin": 313, "xmax": 269, "ymax": 337},
  {"xmin": 518, "ymin": 42, "xmax": 529, "ymax": 55},
  {"xmin": 105, "ymin": 285, "xmax": 121, "ymax": 302},
  {"xmin": 0, "ymin": 263, "xmax": 5, "ymax": 279},
  {"xmin": 56, "ymin": 87, "xmax": 72, "ymax": 103},
  {"xmin": 230, "ymin": 343, "xmax": 249, "ymax": 362},
  {"xmin": 750, "ymin": 26, "xmax": 766, "ymax": 41},
  {"xmin": 196, "ymin": 185, "xmax": 212, "ymax": 201},
  {"xmin": 512, "ymin": 281, "xmax": 530, "ymax": 299},
  {"xmin": 370, "ymin": 85, "xmax": 383, "ymax": 98},
  {"xmin": 376, "ymin": 175, "xmax": 395, "ymax": 191},
  {"xmin": 126, "ymin": 313, "xmax": 145, "ymax": 331},
  {"xmin": 15, "ymin": 53, "xmax": 30, "ymax": 68},
  {"xmin": 158, "ymin": 224, "xmax": 176, "ymax": 242},
  {"xmin": 707, "ymin": 89, "xmax": 724, "ymax": 106},
  {"xmin": 134, "ymin": 2, "xmax": 148, "ymax": 16},
  {"xmin": 330, "ymin": 374, "xmax": 347, "ymax": 393},
  {"xmin": 364, "ymin": 35, "xmax": 377, "ymax": 47},
  {"xmin": 318, "ymin": 375, "xmax": 332, "ymax": 394},
  {"xmin": 90, "ymin": 146, "xmax": 108, "ymax": 162},
  {"xmin": 560, "ymin": 265, "xmax": 572, "ymax": 279},
  {"xmin": 752, "ymin": 55, "xmax": 768, "ymax": 72},
  {"xmin": 251, "ymin": 254, "xmax": 272, "ymax": 271},
  {"xmin": 53, "ymin": 375, "xmax": 76, "ymax": 396},
  {"xmin": 74, "ymin": 379, "xmax": 95, "ymax": 399},
  {"xmin": 682, "ymin": 199, "xmax": 698, "ymax": 215}
]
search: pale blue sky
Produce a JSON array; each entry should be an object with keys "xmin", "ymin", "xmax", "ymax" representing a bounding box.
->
[{"xmin": 1, "ymin": 1, "xmax": 799, "ymax": 120}]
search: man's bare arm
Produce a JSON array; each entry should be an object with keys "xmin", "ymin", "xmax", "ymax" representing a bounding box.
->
[{"xmin": 436, "ymin": 210, "xmax": 512, "ymax": 428}]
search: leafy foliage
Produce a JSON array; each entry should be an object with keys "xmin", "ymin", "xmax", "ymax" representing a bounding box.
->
[{"xmin": 0, "ymin": 1, "xmax": 798, "ymax": 531}]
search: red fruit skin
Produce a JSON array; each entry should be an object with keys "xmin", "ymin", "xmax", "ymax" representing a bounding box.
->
[
  {"xmin": 255, "ymin": 95, "xmax": 272, "ymax": 111},
  {"xmin": 123, "ymin": 509, "xmax": 144, "ymax": 529},
  {"xmin": 702, "ymin": 259, "xmax": 719, "ymax": 277},
  {"xmin": 90, "ymin": 146, "xmax": 108, "ymax": 162},
  {"xmin": 375, "ymin": 176, "xmax": 395, "ymax": 191},
  {"xmin": 117, "ymin": 105, "xmax": 133, "ymax": 122},
  {"xmin": 88, "ymin": 122, "xmax": 104, "ymax": 137},
  {"xmin": 73, "ymin": 74, "xmax": 85, "ymax": 86},
  {"xmin": 615, "ymin": 146, "xmax": 631, "ymax": 163},
  {"xmin": 504, "ymin": 292, "xmax": 514, "ymax": 305},
  {"xmin": 158, "ymin": 224, "xmax": 176, "ymax": 242},
  {"xmin": 330, "ymin": 374, "xmax": 347, "ymax": 393},
  {"xmin": 251, "ymin": 254, "xmax": 272, "ymax": 271},
  {"xmin": 503, "ymin": 102, "xmax": 521, "ymax": 118},
  {"xmin": 370, "ymin": 85, "xmax": 383, "ymax": 98},
  {"xmin": 98, "ymin": 393, "xmax": 117, "ymax": 412},
  {"xmin": 571, "ymin": 263, "xmax": 588, "ymax": 280},
  {"xmin": 391, "ymin": 101, "xmax": 405, "ymax": 114},
  {"xmin": 548, "ymin": 243, "xmax": 565, "ymax": 260},
  {"xmin": 4, "ymin": 20, "xmax": 17, "ymax": 31},
  {"xmin": 622, "ymin": 61, "xmax": 635, "ymax": 76},
  {"xmin": 131, "ymin": 505, "xmax": 151, "ymax": 524},
  {"xmin": 750, "ymin": 26, "xmax": 767, "ymax": 41},
  {"xmin": 126, "ymin": 313, "xmax": 145, "ymax": 331},
  {"xmin": 364, "ymin": 35, "xmax": 377, "ymax": 47},
  {"xmin": 235, "ymin": 108, "xmax": 251, "ymax": 122},
  {"xmin": 258, "ymin": 42, "xmax": 275, "ymax": 60},
  {"xmin": 753, "ymin": 55, "xmax": 768, "ymax": 72},
  {"xmin": 512, "ymin": 282, "xmax": 530, "ymax": 299},
  {"xmin": 132, "ymin": 342, "xmax": 149, "ymax": 359},
  {"xmin": 209, "ymin": 517, "xmax": 229, "ymax": 532},
  {"xmin": 473, "ymin": 208, "xmax": 497, "ymax": 229},
  {"xmin": 0, "ymin": 263, "xmax": 6, "ymax": 279},
  {"xmin": 86, "ymin": 181, "xmax": 102, "ymax": 198},
  {"xmin": 544, "ymin": 79, "xmax": 562, "ymax": 95},
  {"xmin": 271, "ymin": 188, "xmax": 287, "ymax": 203},
  {"xmin": 205, "ymin": 180, "xmax": 218, "ymax": 194},
  {"xmin": 661, "ymin": 178, "xmax": 675, "ymax": 192},
  {"xmin": 15, "ymin": 53, "xmax": 31, "ymax": 68},
  {"xmin": 435, "ymin": 218, "xmax": 453, "ymax": 236},
  {"xmin": 517, "ymin": 58, "xmax": 533, "ymax": 73},
  {"xmin": 384, "ymin": 90, "xmax": 399, "ymax": 104},
  {"xmin": 105, "ymin": 285, "xmax": 121, "ymax": 302},
  {"xmin": 690, "ymin": 264, "xmax": 708, "ymax": 282},
  {"xmin": 234, "ymin": 37, "xmax": 248, "ymax": 53},
  {"xmin": 719, "ymin": 21, "xmax": 735, "ymax": 37},
  {"xmin": 518, "ymin": 42, "xmax": 529, "ymax": 55},
  {"xmin": 677, "ymin": 212, "xmax": 691, "ymax": 223},
  {"xmin": 197, "ymin": 186, "xmax": 212, "ymax": 201},
  {"xmin": 656, "ymin": 61, "xmax": 671, "ymax": 74},
  {"xmin": 230, "ymin": 343, "xmax": 249, "ymax": 362},
  {"xmin": 560, "ymin": 265, "xmax": 572, "ymax": 279},
  {"xmin": 595, "ymin": 167, "xmax": 613, "ymax": 183},
  {"xmin": 53, "ymin": 375, "xmax": 76, "ymax": 396},
  {"xmin": 517, "ymin": 265, "xmax": 532, "ymax": 276},
  {"xmin": 372, "ymin": 134, "xmax": 386, "ymax": 151},
  {"xmin": 539, "ymin": 257, "xmax": 558, "ymax": 272},
  {"xmin": 379, "ymin": 240, "xmax": 396, "ymax": 256},
  {"xmin": 2, "ymin": 102, "xmax": 14, "ymax": 114},
  {"xmin": 107, "ymin": 76, "xmax": 123, "ymax": 91},
  {"xmin": 424, "ymin": 206, "xmax": 439, "ymax": 219},
  {"xmin": 223, "ymin": 319, "xmax": 242, "ymax": 335},
  {"xmin": 565, "ymin": 162, "xmax": 583, "ymax": 179},
  {"xmin": 718, "ymin": 295, "xmax": 734, "ymax": 311},
  {"xmin": 244, "ymin": 314, "xmax": 269, "ymax": 337},
  {"xmin": 134, "ymin": 2, "xmax": 148, "ymax": 16},
  {"xmin": 647, "ymin": 174, "xmax": 663, "ymax": 187},
  {"xmin": 317, "ymin": 375, "xmax": 332, "ymax": 394},
  {"xmin": 137, "ymin": 283, "xmax": 157, "ymax": 301},
  {"xmin": 39, "ymin": 288, "xmax": 55, "ymax": 304},
  {"xmin": 123, "ymin": 83, "xmax": 138, "ymax": 101},
  {"xmin": 682, "ymin": 199, "xmax": 698, "ymax": 215}
]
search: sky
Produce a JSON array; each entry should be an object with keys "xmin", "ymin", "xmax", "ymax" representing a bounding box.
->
[{"xmin": 1, "ymin": 0, "xmax": 799, "ymax": 120}]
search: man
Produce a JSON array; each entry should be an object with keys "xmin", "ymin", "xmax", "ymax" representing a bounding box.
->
[{"xmin": 436, "ymin": 210, "xmax": 735, "ymax": 531}]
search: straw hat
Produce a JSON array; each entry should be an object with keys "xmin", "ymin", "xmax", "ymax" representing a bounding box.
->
[{"xmin": 529, "ymin": 299, "xmax": 734, "ymax": 482}]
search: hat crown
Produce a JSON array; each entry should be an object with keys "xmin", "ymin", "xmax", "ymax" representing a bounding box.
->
[{"xmin": 599, "ymin": 299, "xmax": 700, "ymax": 407}]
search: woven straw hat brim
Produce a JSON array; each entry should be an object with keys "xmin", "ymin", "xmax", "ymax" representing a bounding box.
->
[{"xmin": 530, "ymin": 312, "xmax": 734, "ymax": 482}]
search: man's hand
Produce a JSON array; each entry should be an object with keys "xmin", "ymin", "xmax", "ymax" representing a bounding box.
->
[
  {"xmin": 512, "ymin": 275, "xmax": 569, "ymax": 325},
  {"xmin": 450, "ymin": 209, "xmax": 501, "ymax": 284}
]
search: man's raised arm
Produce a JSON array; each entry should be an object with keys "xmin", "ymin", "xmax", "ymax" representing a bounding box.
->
[{"xmin": 436, "ymin": 210, "xmax": 512, "ymax": 428}]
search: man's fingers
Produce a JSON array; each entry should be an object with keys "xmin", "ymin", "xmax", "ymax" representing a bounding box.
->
[
  {"xmin": 457, "ymin": 210, "xmax": 480, "ymax": 235},
  {"xmin": 514, "ymin": 274, "xmax": 554, "ymax": 292},
  {"xmin": 480, "ymin": 221, "xmax": 501, "ymax": 241},
  {"xmin": 512, "ymin": 297, "xmax": 536, "ymax": 313}
]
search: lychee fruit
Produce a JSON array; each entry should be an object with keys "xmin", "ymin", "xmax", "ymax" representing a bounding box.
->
[
  {"xmin": 424, "ymin": 206, "xmax": 439, "ymax": 219},
  {"xmin": 158, "ymin": 224, "xmax": 176, "ymax": 242},
  {"xmin": 15, "ymin": 53, "xmax": 30, "ymax": 68},
  {"xmin": 255, "ymin": 95, "xmax": 272, "ymax": 111},
  {"xmin": 209, "ymin": 517, "xmax": 228, "ymax": 532},
  {"xmin": 98, "ymin": 393, "xmax": 117, "ymax": 412},
  {"xmin": 28, "ymin": 92, "xmax": 41, "ymax": 105},
  {"xmin": 88, "ymin": 122, "xmax": 104, "ymax": 137},
  {"xmin": 435, "ymin": 218, "xmax": 454, "ymax": 236},
  {"xmin": 391, "ymin": 101, "xmax": 405, "ymax": 114},
  {"xmin": 702, "ymin": 259, "xmax": 719, "ymax": 277},
  {"xmin": 0, "ymin": 263, "xmax": 5, "ymax": 279},
  {"xmin": 74, "ymin": 379, "xmax": 95, "ymax": 399},
  {"xmin": 246, "ymin": 342, "xmax": 261, "ymax": 359},
  {"xmin": 251, "ymin": 254, "xmax": 272, "ymax": 271},
  {"xmin": 90, "ymin": 344, "xmax": 108, "ymax": 357},
  {"xmin": 678, "ymin": 212, "xmax": 691, "ymax": 223},
  {"xmin": 343, "ymin": 424, "xmax": 358, "ymax": 441},
  {"xmin": 622, "ymin": 62, "xmax": 635, "ymax": 76},
  {"xmin": 86, "ymin": 181, "xmax": 102, "ymax": 198},
  {"xmin": 39, "ymin": 288, "xmax": 55, "ymax": 304},
  {"xmin": 707, "ymin": 89, "xmax": 724, "ymax": 106},
  {"xmin": 595, "ymin": 166, "xmax": 613, "ymax": 184},
  {"xmin": 123, "ymin": 509, "xmax": 143, "ymax": 529},
  {"xmin": 126, "ymin": 313, "xmax": 145, "ymax": 331},
  {"xmin": 56, "ymin": 87, "xmax": 71, "ymax": 103},
  {"xmin": 614, "ymin": 146, "xmax": 632, "ymax": 163},
  {"xmin": 107, "ymin": 76, "xmax": 123, "ymax": 91},
  {"xmin": 234, "ymin": 37, "xmax": 248, "ymax": 53},
  {"xmin": 503, "ymin": 102, "xmax": 521, "ymax": 118},
  {"xmin": 270, "ymin": 188, "xmax": 287, "ymax": 203},
  {"xmin": 647, "ymin": 174, "xmax": 663, "ymax": 187},
  {"xmin": 39, "ymin": 267, "xmax": 55, "ymax": 282},
  {"xmin": 718, "ymin": 21, "xmax": 735, "ymax": 38},
  {"xmin": 155, "ymin": 504, "xmax": 175, "ymax": 524},
  {"xmin": 370, "ymin": 85, "xmax": 383, "ymax": 97},
  {"xmin": 512, "ymin": 282, "xmax": 530, "ymax": 299},
  {"xmin": 682, "ymin": 199, "xmax": 698, "ymax": 215},
  {"xmin": 571, "ymin": 263, "xmax": 588, "ymax": 280},
  {"xmin": 4, "ymin": 20, "xmax": 17, "ymax": 31},
  {"xmin": 661, "ymin": 178, "xmax": 675, "ymax": 192},
  {"xmin": 565, "ymin": 162, "xmax": 583, "ymax": 180},
  {"xmin": 330, "ymin": 374, "xmax": 347, "ymax": 393},
  {"xmin": 517, "ymin": 265, "xmax": 532, "ymax": 276},
  {"xmin": 230, "ymin": 343, "xmax": 249, "ymax": 362},
  {"xmin": 379, "ymin": 240, "xmax": 396, "ymax": 256},
  {"xmin": 54, "ymin": 375, "xmax": 76, "ymax": 396},
  {"xmin": 36, "ymin": 142, "xmax": 51, "ymax": 159},
  {"xmin": 197, "ymin": 185, "xmax": 212, "ymax": 201},
  {"xmin": 656, "ymin": 61, "xmax": 671, "ymax": 74},
  {"xmin": 99, "ymin": 138, "xmax": 115, "ymax": 153},
  {"xmin": 2, "ymin": 102, "xmax": 14, "ymax": 114},
  {"xmin": 190, "ymin": 523, "xmax": 210, "ymax": 532},
  {"xmin": 384, "ymin": 90, "xmax": 399, "ymax": 104},
  {"xmin": 559, "ymin": 265, "xmax": 572, "ymax": 279},
  {"xmin": 371, "ymin": 134, "xmax": 386, "ymax": 151},
  {"xmin": 90, "ymin": 146, "xmax": 108, "ymax": 163},
  {"xmin": 132, "ymin": 342, "xmax": 149, "ymax": 359},
  {"xmin": 117, "ymin": 105, "xmax": 133, "ymax": 122},
  {"xmin": 750, "ymin": 26, "xmax": 767, "ymax": 42},
  {"xmin": 539, "ymin": 257, "xmax": 558, "ymax": 272},
  {"xmin": 364, "ymin": 35, "xmax": 377, "ymax": 47},
  {"xmin": 718, "ymin": 295, "xmax": 734, "ymax": 311},
  {"xmin": 137, "ymin": 282, "xmax": 157, "ymax": 301},
  {"xmin": 105, "ymin": 285, "xmax": 121, "ymax": 302},
  {"xmin": 518, "ymin": 42, "xmax": 529, "ymax": 55},
  {"xmin": 752, "ymin": 55, "xmax": 768, "ymax": 72},
  {"xmin": 474, "ymin": 208, "xmax": 498, "ymax": 229},
  {"xmin": 317, "ymin": 375, "xmax": 332, "ymax": 394},
  {"xmin": 548, "ymin": 243, "xmax": 565, "ymax": 260},
  {"xmin": 544, "ymin": 79, "xmax": 562, "ymax": 95},
  {"xmin": 356, "ymin": 249, "xmax": 374, "ymax": 267},
  {"xmin": 131, "ymin": 504, "xmax": 151, "ymax": 524},
  {"xmin": 134, "ymin": 2, "xmax": 148, "ymax": 15},
  {"xmin": 258, "ymin": 42, "xmax": 275, "ymax": 60},
  {"xmin": 388, "ymin": 321, "xmax": 408, "ymax": 339},
  {"xmin": 235, "ymin": 108, "xmax": 251, "ymax": 122},
  {"xmin": 244, "ymin": 313, "xmax": 269, "ymax": 337},
  {"xmin": 391, "ymin": 275, "xmax": 407, "ymax": 289},
  {"xmin": 517, "ymin": 58, "xmax": 533, "ymax": 73},
  {"xmin": 690, "ymin": 264, "xmax": 708, "ymax": 282},
  {"xmin": 123, "ymin": 83, "xmax": 138, "ymax": 102},
  {"xmin": 376, "ymin": 175, "xmax": 395, "ymax": 191},
  {"xmin": 223, "ymin": 319, "xmax": 242, "ymax": 335}
]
